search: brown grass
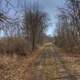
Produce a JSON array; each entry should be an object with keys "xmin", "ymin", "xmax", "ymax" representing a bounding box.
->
[
  {"xmin": 0, "ymin": 37, "xmax": 31, "ymax": 56},
  {"xmin": 0, "ymin": 43, "xmax": 51, "ymax": 80}
]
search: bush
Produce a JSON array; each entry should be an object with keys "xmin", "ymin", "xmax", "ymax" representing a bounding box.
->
[{"xmin": 0, "ymin": 37, "xmax": 30, "ymax": 56}]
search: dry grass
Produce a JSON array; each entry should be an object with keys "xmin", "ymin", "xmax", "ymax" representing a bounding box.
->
[
  {"xmin": 58, "ymin": 48, "xmax": 80, "ymax": 77},
  {"xmin": 0, "ymin": 43, "xmax": 51, "ymax": 80},
  {"xmin": 1, "ymin": 43, "xmax": 79, "ymax": 80},
  {"xmin": 0, "ymin": 37, "xmax": 31, "ymax": 56}
]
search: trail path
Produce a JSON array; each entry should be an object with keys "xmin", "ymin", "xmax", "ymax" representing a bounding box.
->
[
  {"xmin": 0, "ymin": 43, "xmax": 80, "ymax": 80},
  {"xmin": 29, "ymin": 45, "xmax": 80, "ymax": 80}
]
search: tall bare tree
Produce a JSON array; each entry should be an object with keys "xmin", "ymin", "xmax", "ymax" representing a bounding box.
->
[
  {"xmin": 23, "ymin": 4, "xmax": 49, "ymax": 51},
  {"xmin": 55, "ymin": 0, "xmax": 80, "ymax": 52}
]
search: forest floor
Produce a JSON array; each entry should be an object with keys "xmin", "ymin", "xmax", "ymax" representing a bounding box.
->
[{"xmin": 0, "ymin": 43, "xmax": 80, "ymax": 80}]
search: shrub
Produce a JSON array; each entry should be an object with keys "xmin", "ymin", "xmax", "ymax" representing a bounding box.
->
[{"xmin": 0, "ymin": 37, "xmax": 30, "ymax": 56}]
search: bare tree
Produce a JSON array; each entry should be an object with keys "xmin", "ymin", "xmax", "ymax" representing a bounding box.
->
[
  {"xmin": 55, "ymin": 0, "xmax": 80, "ymax": 53},
  {"xmin": 23, "ymin": 4, "xmax": 49, "ymax": 51}
]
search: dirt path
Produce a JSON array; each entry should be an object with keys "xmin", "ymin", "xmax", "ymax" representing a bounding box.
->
[{"xmin": 29, "ymin": 46, "xmax": 80, "ymax": 80}]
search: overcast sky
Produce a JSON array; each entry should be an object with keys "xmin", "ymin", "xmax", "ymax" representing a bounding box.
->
[
  {"xmin": 38, "ymin": 0, "xmax": 65, "ymax": 36},
  {"xmin": 1, "ymin": 0, "xmax": 65, "ymax": 36},
  {"xmin": 35, "ymin": 0, "xmax": 65, "ymax": 36}
]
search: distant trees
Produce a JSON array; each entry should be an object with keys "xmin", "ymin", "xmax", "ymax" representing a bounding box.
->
[
  {"xmin": 55, "ymin": 0, "xmax": 80, "ymax": 53},
  {"xmin": 23, "ymin": 5, "xmax": 49, "ymax": 51}
]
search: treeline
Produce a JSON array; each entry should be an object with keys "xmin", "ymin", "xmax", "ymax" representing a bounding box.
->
[
  {"xmin": 0, "ymin": 1, "xmax": 49, "ymax": 55},
  {"xmin": 55, "ymin": 0, "xmax": 80, "ymax": 53}
]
